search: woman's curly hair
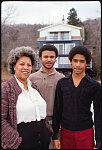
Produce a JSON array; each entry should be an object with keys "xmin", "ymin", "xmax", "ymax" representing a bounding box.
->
[
  {"xmin": 69, "ymin": 45, "xmax": 91, "ymax": 64},
  {"xmin": 7, "ymin": 46, "xmax": 36, "ymax": 74}
]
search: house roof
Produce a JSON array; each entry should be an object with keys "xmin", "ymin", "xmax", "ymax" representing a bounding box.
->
[{"xmin": 38, "ymin": 23, "xmax": 82, "ymax": 31}]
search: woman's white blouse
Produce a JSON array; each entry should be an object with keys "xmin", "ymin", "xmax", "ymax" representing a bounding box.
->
[{"xmin": 15, "ymin": 76, "xmax": 47, "ymax": 124}]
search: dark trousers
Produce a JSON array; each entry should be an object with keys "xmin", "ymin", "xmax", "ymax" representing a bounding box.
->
[
  {"xmin": 61, "ymin": 127, "xmax": 94, "ymax": 149},
  {"xmin": 17, "ymin": 120, "xmax": 50, "ymax": 149}
]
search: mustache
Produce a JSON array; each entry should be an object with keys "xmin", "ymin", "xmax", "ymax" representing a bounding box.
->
[
  {"xmin": 74, "ymin": 67, "xmax": 82, "ymax": 69},
  {"xmin": 45, "ymin": 62, "xmax": 52, "ymax": 64}
]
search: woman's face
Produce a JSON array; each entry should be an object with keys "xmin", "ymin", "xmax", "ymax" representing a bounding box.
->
[{"xmin": 14, "ymin": 56, "xmax": 32, "ymax": 83}]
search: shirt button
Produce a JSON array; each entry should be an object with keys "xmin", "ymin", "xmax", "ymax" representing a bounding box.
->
[
  {"xmin": 38, "ymin": 133, "xmax": 40, "ymax": 137},
  {"xmin": 38, "ymin": 141, "xmax": 41, "ymax": 144}
]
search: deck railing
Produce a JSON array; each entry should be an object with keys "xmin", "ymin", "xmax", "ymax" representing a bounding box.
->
[{"xmin": 45, "ymin": 35, "xmax": 71, "ymax": 41}]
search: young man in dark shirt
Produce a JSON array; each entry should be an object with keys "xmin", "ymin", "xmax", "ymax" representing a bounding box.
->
[{"xmin": 52, "ymin": 45, "xmax": 101, "ymax": 149}]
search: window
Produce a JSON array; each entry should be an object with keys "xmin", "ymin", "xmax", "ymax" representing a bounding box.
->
[
  {"xmin": 50, "ymin": 32, "xmax": 58, "ymax": 40},
  {"xmin": 60, "ymin": 32, "xmax": 64, "ymax": 40},
  {"xmin": 59, "ymin": 44, "xmax": 64, "ymax": 54},
  {"xmin": 65, "ymin": 43, "xmax": 75, "ymax": 54},
  {"xmin": 60, "ymin": 32, "xmax": 69, "ymax": 40},
  {"xmin": 59, "ymin": 57, "xmax": 70, "ymax": 64},
  {"xmin": 54, "ymin": 44, "xmax": 64, "ymax": 54},
  {"xmin": 54, "ymin": 43, "xmax": 75, "ymax": 55},
  {"xmin": 54, "ymin": 44, "xmax": 59, "ymax": 53}
]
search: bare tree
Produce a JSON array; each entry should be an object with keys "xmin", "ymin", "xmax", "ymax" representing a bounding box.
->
[
  {"xmin": 1, "ymin": 3, "xmax": 18, "ymax": 58},
  {"xmin": 1, "ymin": 3, "xmax": 17, "ymax": 25},
  {"xmin": 83, "ymin": 18, "xmax": 101, "ymax": 80}
]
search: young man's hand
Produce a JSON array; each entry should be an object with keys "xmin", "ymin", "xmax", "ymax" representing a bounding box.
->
[{"xmin": 53, "ymin": 140, "xmax": 61, "ymax": 149}]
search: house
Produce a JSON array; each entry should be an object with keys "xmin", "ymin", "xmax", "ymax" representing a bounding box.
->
[{"xmin": 37, "ymin": 22, "xmax": 92, "ymax": 71}]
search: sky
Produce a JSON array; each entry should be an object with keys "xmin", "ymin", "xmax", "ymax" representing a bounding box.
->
[{"xmin": 1, "ymin": 1, "xmax": 101, "ymax": 25}]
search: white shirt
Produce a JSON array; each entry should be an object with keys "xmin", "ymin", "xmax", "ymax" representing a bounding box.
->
[{"xmin": 15, "ymin": 76, "xmax": 47, "ymax": 124}]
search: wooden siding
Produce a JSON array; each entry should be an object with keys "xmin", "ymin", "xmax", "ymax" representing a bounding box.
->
[
  {"xmin": 37, "ymin": 37, "xmax": 45, "ymax": 41},
  {"xmin": 72, "ymin": 36, "xmax": 82, "ymax": 39}
]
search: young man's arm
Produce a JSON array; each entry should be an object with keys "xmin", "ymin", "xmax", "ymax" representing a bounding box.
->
[
  {"xmin": 52, "ymin": 80, "xmax": 63, "ymax": 149},
  {"xmin": 93, "ymin": 82, "xmax": 101, "ymax": 149}
]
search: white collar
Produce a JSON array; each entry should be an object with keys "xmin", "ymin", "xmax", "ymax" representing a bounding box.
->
[{"xmin": 14, "ymin": 75, "xmax": 31, "ymax": 89}]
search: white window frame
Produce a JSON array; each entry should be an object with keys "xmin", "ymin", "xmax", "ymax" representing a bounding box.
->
[
  {"xmin": 54, "ymin": 44, "xmax": 64, "ymax": 54},
  {"xmin": 59, "ymin": 57, "xmax": 71, "ymax": 64},
  {"xmin": 65, "ymin": 43, "xmax": 75, "ymax": 54}
]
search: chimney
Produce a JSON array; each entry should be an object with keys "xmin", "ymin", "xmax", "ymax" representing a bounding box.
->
[{"xmin": 62, "ymin": 15, "xmax": 65, "ymax": 24}]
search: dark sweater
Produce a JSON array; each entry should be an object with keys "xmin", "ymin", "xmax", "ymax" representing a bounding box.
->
[{"xmin": 52, "ymin": 74, "xmax": 101, "ymax": 148}]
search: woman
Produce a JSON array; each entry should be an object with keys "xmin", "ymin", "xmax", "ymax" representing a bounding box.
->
[{"xmin": 1, "ymin": 46, "xmax": 52, "ymax": 149}]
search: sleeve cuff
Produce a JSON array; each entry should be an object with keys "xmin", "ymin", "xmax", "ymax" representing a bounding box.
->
[
  {"xmin": 95, "ymin": 141, "xmax": 101, "ymax": 149},
  {"xmin": 52, "ymin": 132, "xmax": 59, "ymax": 140}
]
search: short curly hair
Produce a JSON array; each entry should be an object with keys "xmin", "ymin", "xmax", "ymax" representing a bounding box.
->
[
  {"xmin": 69, "ymin": 45, "xmax": 91, "ymax": 64},
  {"xmin": 39, "ymin": 44, "xmax": 58, "ymax": 58},
  {"xmin": 7, "ymin": 46, "xmax": 36, "ymax": 74}
]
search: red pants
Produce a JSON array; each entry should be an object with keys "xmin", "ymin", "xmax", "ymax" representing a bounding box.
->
[{"xmin": 61, "ymin": 127, "xmax": 94, "ymax": 149}]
